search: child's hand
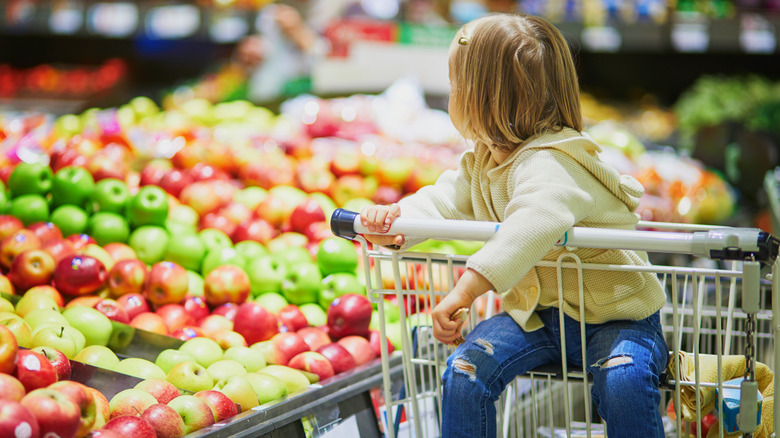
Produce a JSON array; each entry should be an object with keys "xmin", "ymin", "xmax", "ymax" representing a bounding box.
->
[
  {"xmin": 432, "ymin": 269, "xmax": 494, "ymax": 345},
  {"xmin": 360, "ymin": 204, "xmax": 405, "ymax": 248}
]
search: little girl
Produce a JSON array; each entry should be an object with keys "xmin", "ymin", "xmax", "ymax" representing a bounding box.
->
[{"xmin": 360, "ymin": 13, "xmax": 669, "ymax": 438}]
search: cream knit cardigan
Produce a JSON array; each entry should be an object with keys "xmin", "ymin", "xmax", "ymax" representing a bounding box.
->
[{"xmin": 397, "ymin": 127, "xmax": 666, "ymax": 331}]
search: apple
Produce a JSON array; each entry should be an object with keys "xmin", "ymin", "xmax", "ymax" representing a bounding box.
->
[
  {"xmin": 168, "ymin": 204, "xmax": 200, "ymax": 229},
  {"xmin": 246, "ymin": 255, "xmax": 287, "ymax": 296},
  {"xmin": 14, "ymin": 349, "xmax": 58, "ymax": 392},
  {"xmin": 167, "ymin": 394, "xmax": 215, "ymax": 434},
  {"xmin": 197, "ymin": 228, "xmax": 232, "ymax": 254},
  {"xmin": 50, "ymin": 205, "xmax": 89, "ymax": 237},
  {"xmin": 179, "ymin": 337, "xmax": 224, "ymax": 368},
  {"xmin": 232, "ymin": 302, "xmax": 279, "ymax": 345},
  {"xmin": 93, "ymin": 298, "xmax": 130, "ymax": 324},
  {"xmin": 0, "ymin": 400, "xmax": 39, "ymax": 438},
  {"xmin": 66, "ymin": 233, "xmax": 96, "ymax": 251},
  {"xmin": 337, "ymin": 335, "xmax": 377, "ymax": 366},
  {"xmin": 180, "ymin": 182, "xmax": 224, "ymax": 217},
  {"xmin": 73, "ymin": 345, "xmax": 120, "ymax": 370},
  {"xmin": 289, "ymin": 197, "xmax": 326, "ymax": 235},
  {"xmin": 0, "ymin": 297, "xmax": 12, "ymax": 314},
  {"xmin": 21, "ymin": 388, "xmax": 80, "ymax": 438},
  {"xmin": 257, "ymin": 365, "xmax": 310, "ymax": 395},
  {"xmin": 128, "ymin": 225, "xmax": 170, "ymax": 265},
  {"xmin": 243, "ymin": 372, "xmax": 287, "ymax": 405},
  {"xmin": 0, "ymin": 229, "xmax": 41, "ymax": 270},
  {"xmin": 139, "ymin": 159, "xmax": 172, "ymax": 187},
  {"xmin": 203, "ymin": 264, "xmax": 251, "ymax": 307},
  {"xmin": 128, "ymin": 311, "xmax": 167, "ymax": 340},
  {"xmin": 212, "ymin": 374, "xmax": 259, "ymax": 413},
  {"xmin": 368, "ymin": 329, "xmax": 395, "ymax": 357},
  {"xmin": 63, "ymin": 305, "xmax": 113, "ymax": 346},
  {"xmin": 317, "ymin": 237, "xmax": 359, "ymax": 277},
  {"xmin": 171, "ymin": 325, "xmax": 204, "ymax": 341},
  {"xmin": 262, "ymin": 332, "xmax": 310, "ymax": 366},
  {"xmin": 53, "ymin": 254, "xmax": 108, "ymax": 296},
  {"xmin": 297, "ymin": 326, "xmax": 332, "ymax": 351},
  {"xmin": 32, "ymin": 346, "xmax": 71, "ymax": 380},
  {"xmin": 87, "ymin": 211, "xmax": 130, "ymax": 246},
  {"xmin": 210, "ymin": 329, "xmax": 248, "ymax": 350},
  {"xmin": 145, "ymin": 261, "xmax": 189, "ymax": 306},
  {"xmin": 272, "ymin": 244, "xmax": 311, "ymax": 269},
  {"xmin": 64, "ymin": 295, "xmax": 102, "ymax": 310},
  {"xmin": 327, "ymin": 293, "xmax": 372, "ymax": 339},
  {"xmin": 134, "ymin": 378, "xmax": 181, "ymax": 405},
  {"xmin": 114, "ymin": 358, "xmax": 167, "ymax": 380},
  {"xmin": 0, "ymin": 373, "xmax": 25, "ymax": 402},
  {"xmin": 90, "ymin": 178, "xmax": 131, "ymax": 214},
  {"xmin": 231, "ymin": 217, "xmax": 276, "ymax": 245},
  {"xmin": 187, "ymin": 270, "xmax": 205, "ymax": 297},
  {"xmin": 300, "ymin": 303, "xmax": 327, "ymax": 327},
  {"xmin": 29, "ymin": 325, "xmax": 79, "ymax": 358},
  {"xmin": 155, "ymin": 303, "xmax": 195, "ymax": 333},
  {"xmin": 194, "ymin": 389, "xmax": 238, "ymax": 423},
  {"xmin": 8, "ymin": 162, "xmax": 52, "ymax": 197},
  {"xmin": 201, "ymin": 247, "xmax": 245, "ymax": 277},
  {"xmin": 253, "ymin": 292, "xmax": 289, "ymax": 314},
  {"xmin": 320, "ymin": 272, "xmax": 364, "ymax": 310},
  {"xmin": 7, "ymin": 195, "xmax": 48, "ymax": 228},
  {"xmin": 199, "ymin": 212, "xmax": 236, "ymax": 238},
  {"xmin": 116, "ymin": 292, "xmax": 150, "ymax": 320},
  {"xmin": 277, "ymin": 304, "xmax": 309, "ymax": 332},
  {"xmin": 233, "ymin": 186, "xmax": 267, "ymax": 210},
  {"xmin": 159, "ymin": 168, "xmax": 194, "ymax": 198},
  {"xmin": 103, "ymin": 242, "xmax": 137, "ymax": 262},
  {"xmin": 0, "ymin": 323, "xmax": 18, "ymax": 374},
  {"xmin": 109, "ymin": 388, "xmax": 158, "ymax": 419},
  {"xmin": 141, "ymin": 403, "xmax": 186, "ymax": 438},
  {"xmin": 27, "ymin": 221, "xmax": 63, "ymax": 245},
  {"xmin": 102, "ymin": 415, "xmax": 156, "ymax": 438},
  {"xmin": 41, "ymin": 237, "xmax": 77, "ymax": 264},
  {"xmin": 198, "ymin": 314, "xmax": 232, "ymax": 338},
  {"xmin": 303, "ymin": 221, "xmax": 332, "ymax": 244},
  {"xmin": 0, "ymin": 313, "xmax": 33, "ymax": 348},
  {"xmin": 222, "ymin": 346, "xmax": 266, "ymax": 373},
  {"xmin": 164, "ymin": 233, "xmax": 206, "ymax": 272},
  {"xmin": 24, "ymin": 284, "xmax": 64, "ymax": 307},
  {"xmin": 86, "ymin": 387, "xmax": 110, "ymax": 430},
  {"xmin": 182, "ymin": 295, "xmax": 209, "ymax": 322},
  {"xmin": 48, "ymin": 380, "xmax": 97, "ymax": 437},
  {"xmin": 281, "ymin": 263, "xmax": 323, "ymax": 305},
  {"xmin": 206, "ymin": 359, "xmax": 247, "ymax": 383},
  {"xmin": 50, "ymin": 165, "xmax": 95, "ymax": 209},
  {"xmin": 154, "ymin": 349, "xmax": 195, "ymax": 375},
  {"xmin": 316, "ymin": 343, "xmax": 357, "ymax": 375},
  {"xmin": 211, "ymin": 302, "xmax": 239, "ymax": 321},
  {"xmin": 288, "ymin": 351, "xmax": 335, "ymax": 382},
  {"xmin": 127, "ymin": 185, "xmax": 169, "ymax": 228},
  {"xmin": 0, "ymin": 215, "xmax": 24, "ymax": 242}
]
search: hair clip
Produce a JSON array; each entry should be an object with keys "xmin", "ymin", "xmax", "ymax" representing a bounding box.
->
[{"xmin": 458, "ymin": 36, "xmax": 470, "ymax": 45}]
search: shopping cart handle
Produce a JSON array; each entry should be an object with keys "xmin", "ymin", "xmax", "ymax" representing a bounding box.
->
[{"xmin": 330, "ymin": 209, "xmax": 780, "ymax": 263}]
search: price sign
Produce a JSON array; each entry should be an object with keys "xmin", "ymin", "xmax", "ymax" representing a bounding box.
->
[
  {"xmin": 581, "ymin": 26, "xmax": 621, "ymax": 52},
  {"xmin": 49, "ymin": 1, "xmax": 83, "ymax": 35},
  {"xmin": 210, "ymin": 13, "xmax": 248, "ymax": 43},
  {"xmin": 740, "ymin": 14, "xmax": 776, "ymax": 54},
  {"xmin": 672, "ymin": 21, "xmax": 709, "ymax": 52},
  {"xmin": 145, "ymin": 5, "xmax": 200, "ymax": 39},
  {"xmin": 87, "ymin": 2, "xmax": 138, "ymax": 38}
]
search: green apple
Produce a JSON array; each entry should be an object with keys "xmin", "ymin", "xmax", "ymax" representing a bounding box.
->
[
  {"xmin": 126, "ymin": 185, "xmax": 169, "ymax": 228},
  {"xmin": 253, "ymin": 292, "xmax": 288, "ymax": 314},
  {"xmin": 73, "ymin": 345, "xmax": 120, "ymax": 369},
  {"xmin": 29, "ymin": 325, "xmax": 79, "ymax": 358},
  {"xmin": 319, "ymin": 273, "xmax": 364, "ymax": 309},
  {"xmin": 179, "ymin": 337, "xmax": 224, "ymax": 368},
  {"xmin": 281, "ymin": 263, "xmax": 323, "ymax": 305},
  {"xmin": 107, "ymin": 320, "xmax": 135, "ymax": 352},
  {"xmin": 87, "ymin": 211, "xmax": 130, "ymax": 245},
  {"xmin": 61, "ymin": 325, "xmax": 86, "ymax": 352},
  {"xmin": 198, "ymin": 228, "xmax": 233, "ymax": 254},
  {"xmin": 165, "ymin": 219, "xmax": 197, "ymax": 237},
  {"xmin": 0, "ymin": 187, "xmax": 8, "ymax": 214},
  {"xmin": 234, "ymin": 240, "xmax": 268, "ymax": 262},
  {"xmin": 223, "ymin": 346, "xmax": 266, "ymax": 373},
  {"xmin": 51, "ymin": 166, "xmax": 95, "ymax": 208},
  {"xmin": 53, "ymin": 113, "xmax": 82, "ymax": 137},
  {"xmin": 109, "ymin": 388, "xmax": 158, "ymax": 418},
  {"xmin": 244, "ymin": 372, "xmax": 287, "ymax": 405},
  {"xmin": 316, "ymin": 237, "xmax": 359, "ymax": 276},
  {"xmin": 155, "ymin": 348, "xmax": 196, "ymax": 374},
  {"xmin": 257, "ymin": 365, "xmax": 310, "ymax": 395},
  {"xmin": 385, "ymin": 320, "xmax": 403, "ymax": 350},
  {"xmin": 273, "ymin": 246, "xmax": 312, "ymax": 271},
  {"xmin": 128, "ymin": 225, "xmax": 170, "ymax": 265},
  {"xmin": 213, "ymin": 375, "xmax": 259, "ymax": 412},
  {"xmin": 23, "ymin": 309, "xmax": 68, "ymax": 330},
  {"xmin": 299, "ymin": 303, "xmax": 327, "ymax": 327},
  {"xmin": 0, "ymin": 297, "xmax": 14, "ymax": 313},
  {"xmin": 247, "ymin": 255, "xmax": 287, "ymax": 296},
  {"xmin": 167, "ymin": 361, "xmax": 214, "ymax": 393},
  {"xmin": 8, "ymin": 162, "xmax": 53, "ymax": 197},
  {"xmin": 15, "ymin": 293, "xmax": 59, "ymax": 317},
  {"xmin": 9, "ymin": 194, "xmax": 49, "ymax": 226},
  {"xmin": 201, "ymin": 247, "xmax": 245, "ymax": 276},
  {"xmin": 233, "ymin": 186, "xmax": 267, "ymax": 210},
  {"xmin": 0, "ymin": 314, "xmax": 32, "ymax": 348},
  {"xmin": 267, "ymin": 233, "xmax": 309, "ymax": 255},
  {"xmin": 114, "ymin": 358, "xmax": 167, "ymax": 380},
  {"xmin": 167, "ymin": 204, "xmax": 200, "ymax": 228},
  {"xmin": 164, "ymin": 233, "xmax": 207, "ymax": 272},
  {"xmin": 206, "ymin": 359, "xmax": 247, "ymax": 382},
  {"xmin": 62, "ymin": 305, "xmax": 113, "ymax": 347},
  {"xmin": 50, "ymin": 204, "xmax": 89, "ymax": 237},
  {"xmin": 187, "ymin": 270, "xmax": 205, "ymax": 297},
  {"xmin": 90, "ymin": 178, "xmax": 130, "ymax": 214}
]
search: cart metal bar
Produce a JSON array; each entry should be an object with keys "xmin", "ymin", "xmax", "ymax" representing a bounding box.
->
[{"xmin": 331, "ymin": 209, "xmax": 779, "ymax": 263}]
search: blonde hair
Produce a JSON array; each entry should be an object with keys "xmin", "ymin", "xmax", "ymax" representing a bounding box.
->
[{"xmin": 449, "ymin": 14, "xmax": 582, "ymax": 152}]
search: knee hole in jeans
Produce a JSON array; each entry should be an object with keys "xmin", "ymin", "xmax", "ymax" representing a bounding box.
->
[
  {"xmin": 452, "ymin": 358, "xmax": 477, "ymax": 381},
  {"xmin": 592, "ymin": 355, "xmax": 633, "ymax": 369},
  {"xmin": 474, "ymin": 338, "xmax": 494, "ymax": 356}
]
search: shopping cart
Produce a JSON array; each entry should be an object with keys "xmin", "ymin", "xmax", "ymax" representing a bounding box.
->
[{"xmin": 330, "ymin": 209, "xmax": 779, "ymax": 438}]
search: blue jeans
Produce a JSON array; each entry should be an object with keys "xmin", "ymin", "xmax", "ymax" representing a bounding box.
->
[{"xmin": 441, "ymin": 308, "xmax": 669, "ymax": 437}]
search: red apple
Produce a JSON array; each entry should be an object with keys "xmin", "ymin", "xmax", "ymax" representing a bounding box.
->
[
  {"xmin": 141, "ymin": 403, "xmax": 186, "ymax": 438},
  {"xmin": 130, "ymin": 312, "xmax": 169, "ymax": 335},
  {"xmin": 66, "ymin": 233, "xmax": 96, "ymax": 252},
  {"xmin": 289, "ymin": 197, "xmax": 326, "ymax": 235},
  {"xmin": 287, "ymin": 351, "xmax": 335, "ymax": 381},
  {"xmin": 8, "ymin": 249, "xmax": 55, "ymax": 291},
  {"xmin": 145, "ymin": 261, "xmax": 189, "ymax": 307},
  {"xmin": 0, "ymin": 215, "xmax": 24, "ymax": 242},
  {"xmin": 232, "ymin": 302, "xmax": 279, "ymax": 345},
  {"xmin": 65, "ymin": 295, "xmax": 102, "ymax": 309},
  {"xmin": 231, "ymin": 217, "xmax": 276, "ymax": 245},
  {"xmin": 265, "ymin": 332, "xmax": 310, "ymax": 366},
  {"xmin": 27, "ymin": 221, "xmax": 63, "ymax": 245},
  {"xmin": 102, "ymin": 415, "xmax": 156, "ymax": 438},
  {"xmin": 0, "ymin": 399, "xmax": 40, "ymax": 438},
  {"xmin": 337, "ymin": 335, "xmax": 377, "ymax": 366},
  {"xmin": 21, "ymin": 388, "xmax": 80, "ymax": 438},
  {"xmin": 211, "ymin": 303, "xmax": 239, "ymax": 321},
  {"xmin": 33, "ymin": 347, "xmax": 71, "ymax": 381},
  {"xmin": 194, "ymin": 389, "xmax": 238, "ymax": 423},
  {"xmin": 158, "ymin": 168, "xmax": 194, "ymax": 198},
  {"xmin": 203, "ymin": 265, "xmax": 251, "ymax": 307},
  {"xmin": 369, "ymin": 329, "xmax": 395, "ymax": 357},
  {"xmin": 14, "ymin": 350, "xmax": 58, "ymax": 392},
  {"xmin": 303, "ymin": 221, "xmax": 332, "ymax": 244},
  {"xmin": 297, "ymin": 326, "xmax": 332, "ymax": 351},
  {"xmin": 278, "ymin": 304, "xmax": 309, "ymax": 332},
  {"xmin": 155, "ymin": 303, "xmax": 196, "ymax": 333},
  {"xmin": 94, "ymin": 298, "xmax": 130, "ymax": 324},
  {"xmin": 316, "ymin": 343, "xmax": 357, "ymax": 374},
  {"xmin": 41, "ymin": 237, "xmax": 77, "ymax": 264},
  {"xmin": 199, "ymin": 314, "xmax": 233, "ymax": 337},
  {"xmin": 48, "ymin": 380, "xmax": 98, "ymax": 437},
  {"xmin": 86, "ymin": 429, "xmax": 122, "ymax": 438},
  {"xmin": 139, "ymin": 160, "xmax": 171, "ymax": 187},
  {"xmin": 107, "ymin": 259, "xmax": 148, "ymax": 298},
  {"xmin": 187, "ymin": 162, "xmax": 229, "ymax": 181},
  {"xmin": 179, "ymin": 181, "xmax": 224, "ymax": 216},
  {"xmin": 0, "ymin": 323, "xmax": 18, "ymax": 374},
  {"xmin": 0, "ymin": 229, "xmax": 41, "ymax": 269},
  {"xmin": 0, "ymin": 373, "xmax": 25, "ymax": 402},
  {"xmin": 103, "ymin": 242, "xmax": 137, "ymax": 262},
  {"xmin": 171, "ymin": 325, "xmax": 205, "ymax": 341},
  {"xmin": 52, "ymin": 254, "xmax": 108, "ymax": 296},
  {"xmin": 87, "ymin": 387, "xmax": 110, "ymax": 430},
  {"xmin": 210, "ymin": 329, "xmax": 248, "ymax": 349},
  {"xmin": 109, "ymin": 389, "xmax": 157, "ymax": 419},
  {"xmin": 116, "ymin": 292, "xmax": 150, "ymax": 320},
  {"xmin": 182, "ymin": 295, "xmax": 209, "ymax": 322},
  {"xmin": 326, "ymin": 293, "xmax": 373, "ymax": 340},
  {"xmin": 199, "ymin": 211, "xmax": 237, "ymax": 237},
  {"xmin": 134, "ymin": 379, "xmax": 181, "ymax": 405}
]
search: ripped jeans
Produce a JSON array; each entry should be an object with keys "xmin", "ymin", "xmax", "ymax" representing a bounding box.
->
[{"xmin": 441, "ymin": 308, "xmax": 668, "ymax": 437}]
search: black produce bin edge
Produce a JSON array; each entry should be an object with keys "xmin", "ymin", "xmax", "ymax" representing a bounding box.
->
[{"xmin": 186, "ymin": 354, "xmax": 405, "ymax": 438}]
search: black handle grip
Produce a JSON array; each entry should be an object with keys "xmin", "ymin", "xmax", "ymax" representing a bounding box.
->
[{"xmin": 330, "ymin": 208, "xmax": 359, "ymax": 240}]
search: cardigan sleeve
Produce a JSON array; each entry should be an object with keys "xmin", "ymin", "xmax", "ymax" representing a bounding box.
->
[{"xmin": 466, "ymin": 150, "xmax": 599, "ymax": 293}]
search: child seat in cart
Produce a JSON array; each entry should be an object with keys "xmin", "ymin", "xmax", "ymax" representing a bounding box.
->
[{"xmin": 331, "ymin": 208, "xmax": 779, "ymax": 438}]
